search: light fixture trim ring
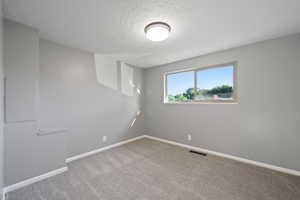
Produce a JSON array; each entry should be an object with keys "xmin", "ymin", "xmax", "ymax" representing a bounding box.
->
[{"xmin": 144, "ymin": 22, "xmax": 171, "ymax": 33}]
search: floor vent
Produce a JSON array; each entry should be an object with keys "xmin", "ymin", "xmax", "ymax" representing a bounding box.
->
[{"xmin": 190, "ymin": 150, "xmax": 207, "ymax": 156}]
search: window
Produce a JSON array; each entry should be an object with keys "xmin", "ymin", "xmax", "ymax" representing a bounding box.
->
[{"xmin": 164, "ymin": 62, "xmax": 237, "ymax": 103}]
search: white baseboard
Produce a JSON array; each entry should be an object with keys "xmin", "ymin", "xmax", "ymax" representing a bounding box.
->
[
  {"xmin": 144, "ymin": 135, "xmax": 300, "ymax": 177},
  {"xmin": 3, "ymin": 134, "xmax": 299, "ymax": 198},
  {"xmin": 2, "ymin": 135, "xmax": 146, "ymax": 197},
  {"xmin": 3, "ymin": 167, "xmax": 68, "ymax": 195},
  {"xmin": 66, "ymin": 135, "xmax": 146, "ymax": 163}
]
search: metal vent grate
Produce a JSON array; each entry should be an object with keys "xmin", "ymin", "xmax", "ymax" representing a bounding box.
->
[{"xmin": 189, "ymin": 150, "xmax": 207, "ymax": 156}]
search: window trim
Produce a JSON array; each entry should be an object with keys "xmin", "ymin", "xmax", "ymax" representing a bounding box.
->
[{"xmin": 163, "ymin": 61, "xmax": 238, "ymax": 104}]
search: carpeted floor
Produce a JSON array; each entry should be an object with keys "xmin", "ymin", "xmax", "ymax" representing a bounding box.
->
[{"xmin": 7, "ymin": 138, "xmax": 300, "ymax": 200}]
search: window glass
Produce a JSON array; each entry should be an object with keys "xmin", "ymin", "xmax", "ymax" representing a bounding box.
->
[
  {"xmin": 195, "ymin": 65, "xmax": 234, "ymax": 101},
  {"xmin": 167, "ymin": 71, "xmax": 194, "ymax": 102},
  {"xmin": 165, "ymin": 63, "xmax": 236, "ymax": 103}
]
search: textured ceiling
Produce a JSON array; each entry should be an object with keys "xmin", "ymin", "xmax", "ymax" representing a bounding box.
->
[{"xmin": 4, "ymin": 0, "xmax": 300, "ymax": 68}]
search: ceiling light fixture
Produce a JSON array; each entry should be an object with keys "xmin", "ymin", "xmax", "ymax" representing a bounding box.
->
[{"xmin": 144, "ymin": 22, "xmax": 171, "ymax": 42}]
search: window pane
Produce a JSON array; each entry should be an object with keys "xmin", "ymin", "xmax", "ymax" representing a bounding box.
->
[
  {"xmin": 167, "ymin": 71, "xmax": 194, "ymax": 102},
  {"xmin": 196, "ymin": 66, "xmax": 234, "ymax": 101}
]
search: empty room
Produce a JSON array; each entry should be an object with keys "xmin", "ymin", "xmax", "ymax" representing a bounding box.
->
[{"xmin": 0, "ymin": 0, "xmax": 300, "ymax": 199}]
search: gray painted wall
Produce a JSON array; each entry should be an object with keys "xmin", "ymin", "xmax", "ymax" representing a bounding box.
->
[
  {"xmin": 39, "ymin": 39, "xmax": 145, "ymax": 158},
  {"xmin": 145, "ymin": 34, "xmax": 300, "ymax": 171},
  {"xmin": 0, "ymin": 0, "xmax": 4, "ymax": 197},
  {"xmin": 3, "ymin": 20, "xmax": 145, "ymax": 186},
  {"xmin": 4, "ymin": 20, "xmax": 67, "ymax": 186},
  {"xmin": 3, "ymin": 20, "xmax": 38, "ymax": 123}
]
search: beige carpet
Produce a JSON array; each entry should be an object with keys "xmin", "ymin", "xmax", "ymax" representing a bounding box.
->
[{"xmin": 7, "ymin": 138, "xmax": 300, "ymax": 200}]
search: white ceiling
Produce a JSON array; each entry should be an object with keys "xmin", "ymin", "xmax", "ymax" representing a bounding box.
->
[{"xmin": 4, "ymin": 0, "xmax": 300, "ymax": 68}]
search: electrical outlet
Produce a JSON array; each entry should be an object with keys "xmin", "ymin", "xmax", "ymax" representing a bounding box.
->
[
  {"xmin": 188, "ymin": 134, "xmax": 192, "ymax": 141},
  {"xmin": 102, "ymin": 136, "xmax": 107, "ymax": 143}
]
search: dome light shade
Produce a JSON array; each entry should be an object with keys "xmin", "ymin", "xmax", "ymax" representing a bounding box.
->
[{"xmin": 144, "ymin": 22, "xmax": 171, "ymax": 42}]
